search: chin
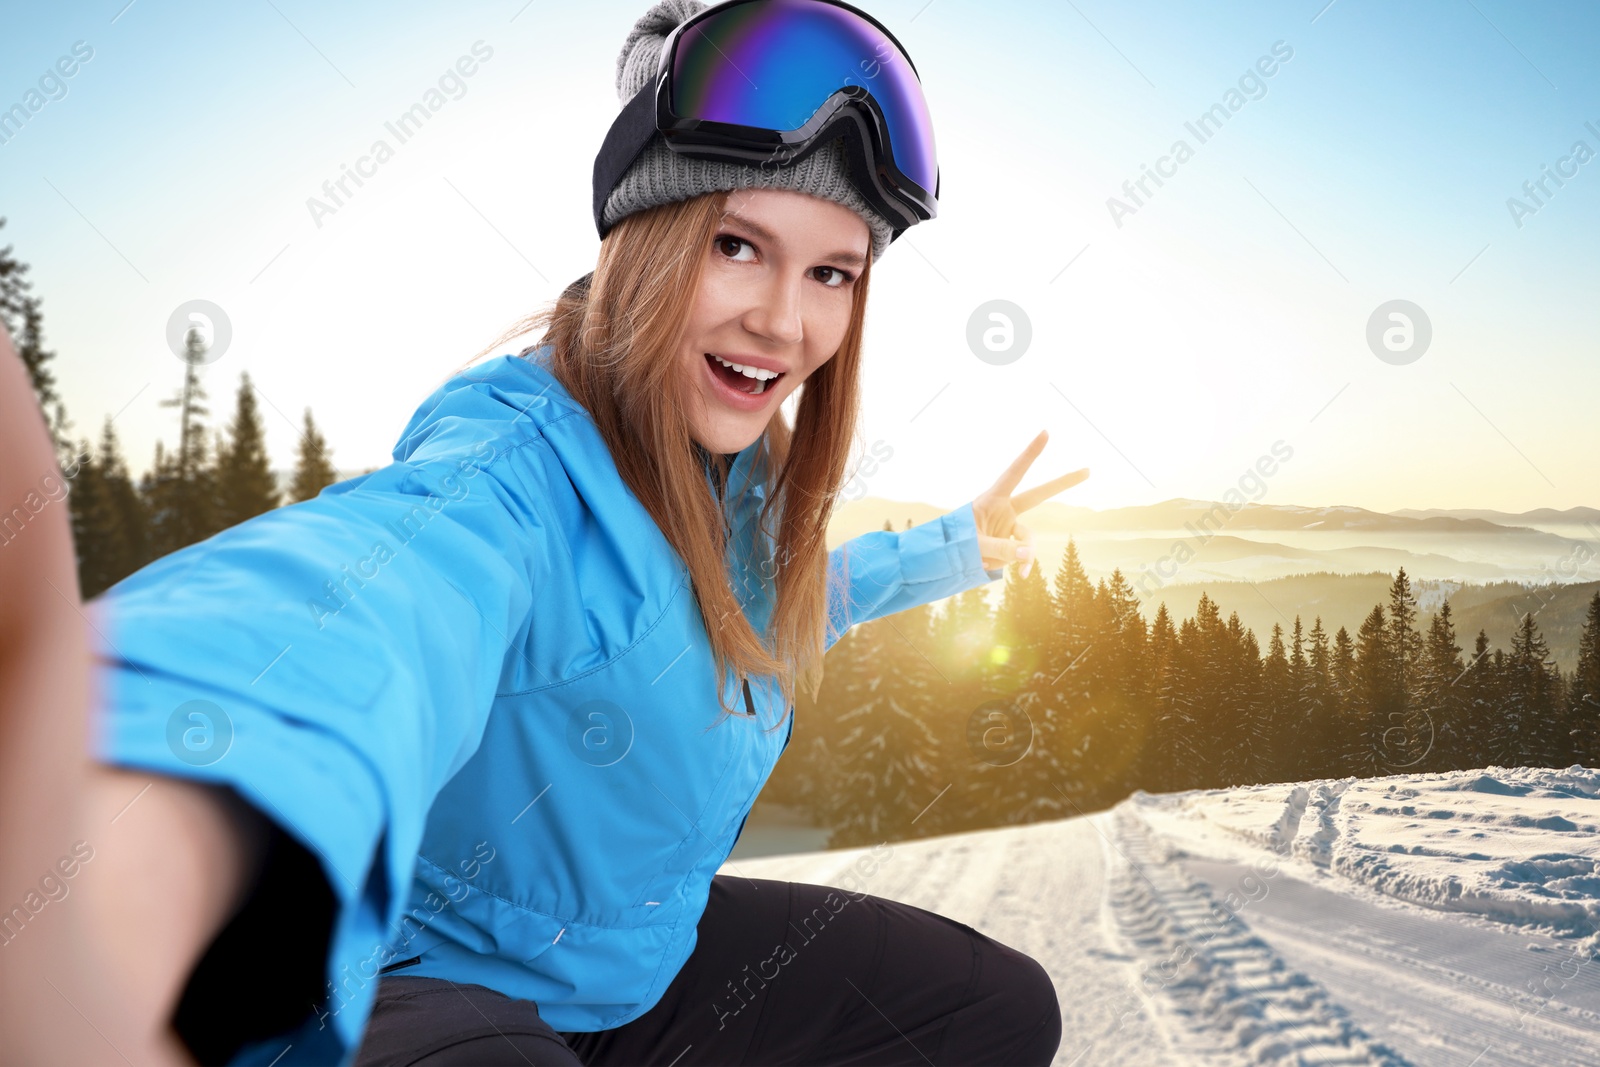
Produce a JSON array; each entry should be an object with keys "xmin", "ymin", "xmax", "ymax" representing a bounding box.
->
[{"xmin": 695, "ymin": 420, "xmax": 764, "ymax": 455}]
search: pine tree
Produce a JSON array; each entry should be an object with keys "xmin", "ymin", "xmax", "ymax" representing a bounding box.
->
[
  {"xmin": 67, "ymin": 435, "xmax": 113, "ymax": 597},
  {"xmin": 1331, "ymin": 626, "xmax": 1355, "ymax": 703},
  {"xmin": 1223, "ymin": 611, "xmax": 1267, "ymax": 785},
  {"xmin": 214, "ymin": 371, "xmax": 281, "ymax": 530},
  {"xmin": 1455, "ymin": 630, "xmax": 1497, "ymax": 769},
  {"xmin": 1145, "ymin": 602, "xmax": 1188, "ymax": 791},
  {"xmin": 765, "ymin": 622, "xmax": 863, "ymax": 820},
  {"xmin": 1387, "ymin": 568, "xmax": 1424, "ymax": 696},
  {"xmin": 1081, "ymin": 569, "xmax": 1149, "ymax": 806},
  {"xmin": 146, "ymin": 330, "xmax": 221, "ymax": 556},
  {"xmin": 996, "ymin": 558, "xmax": 1070, "ymax": 821},
  {"xmin": 68, "ymin": 422, "xmax": 150, "ymax": 600},
  {"xmin": 992, "ymin": 548, "xmax": 1052, "ymax": 689},
  {"xmin": 1259, "ymin": 622, "xmax": 1293, "ymax": 783},
  {"xmin": 1350, "ymin": 604, "xmax": 1392, "ymax": 776},
  {"xmin": 1023, "ymin": 535, "xmax": 1092, "ymax": 815},
  {"xmin": 930, "ymin": 586, "xmax": 993, "ymax": 666},
  {"xmin": 1377, "ymin": 569, "xmax": 1427, "ymax": 772},
  {"xmin": 1164, "ymin": 614, "xmax": 1208, "ymax": 792},
  {"xmin": 1301, "ymin": 617, "xmax": 1338, "ymax": 779},
  {"xmin": 1416, "ymin": 602, "xmax": 1464, "ymax": 771},
  {"xmin": 922, "ymin": 586, "xmax": 999, "ymax": 838},
  {"xmin": 1050, "ymin": 538, "xmax": 1096, "ymax": 650},
  {"xmin": 1499, "ymin": 612, "xmax": 1560, "ymax": 767},
  {"xmin": 1569, "ymin": 591, "xmax": 1600, "ymax": 765},
  {"xmin": 0, "ymin": 217, "xmax": 72, "ymax": 458},
  {"xmin": 1185, "ymin": 593, "xmax": 1229, "ymax": 789},
  {"xmin": 290, "ymin": 407, "xmax": 339, "ymax": 502},
  {"xmin": 828, "ymin": 608, "xmax": 944, "ymax": 846},
  {"xmin": 1289, "ymin": 616, "xmax": 1307, "ymax": 707}
]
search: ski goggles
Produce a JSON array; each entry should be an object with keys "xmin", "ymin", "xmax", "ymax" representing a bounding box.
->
[{"xmin": 593, "ymin": 0, "xmax": 940, "ymax": 244}]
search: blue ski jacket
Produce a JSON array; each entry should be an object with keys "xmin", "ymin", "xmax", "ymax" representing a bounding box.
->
[{"xmin": 90, "ymin": 344, "xmax": 1004, "ymax": 1065}]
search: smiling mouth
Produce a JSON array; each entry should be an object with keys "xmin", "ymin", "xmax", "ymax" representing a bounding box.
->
[{"xmin": 705, "ymin": 353, "xmax": 784, "ymax": 396}]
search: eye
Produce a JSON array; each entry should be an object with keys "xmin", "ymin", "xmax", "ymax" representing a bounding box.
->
[
  {"xmin": 812, "ymin": 265, "xmax": 855, "ymax": 288},
  {"xmin": 715, "ymin": 235, "xmax": 756, "ymax": 262}
]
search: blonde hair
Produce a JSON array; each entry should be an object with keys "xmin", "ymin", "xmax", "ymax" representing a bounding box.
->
[{"xmin": 468, "ymin": 190, "xmax": 874, "ymax": 729}]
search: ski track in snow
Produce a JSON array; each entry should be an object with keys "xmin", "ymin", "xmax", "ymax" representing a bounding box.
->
[{"xmin": 723, "ymin": 766, "xmax": 1600, "ymax": 1066}]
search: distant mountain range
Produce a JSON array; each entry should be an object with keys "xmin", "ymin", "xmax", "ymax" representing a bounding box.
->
[
  {"xmin": 829, "ymin": 497, "xmax": 1598, "ymax": 549},
  {"xmin": 1009, "ymin": 499, "xmax": 1596, "ymax": 535},
  {"xmin": 829, "ymin": 496, "xmax": 1600, "ymax": 670},
  {"xmin": 1392, "ymin": 505, "xmax": 1600, "ymax": 526}
]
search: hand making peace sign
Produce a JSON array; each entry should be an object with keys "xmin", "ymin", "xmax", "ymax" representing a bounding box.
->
[{"xmin": 974, "ymin": 430, "xmax": 1091, "ymax": 579}]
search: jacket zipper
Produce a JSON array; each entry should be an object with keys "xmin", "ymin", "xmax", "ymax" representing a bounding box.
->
[{"xmin": 728, "ymin": 695, "xmax": 796, "ymax": 852}]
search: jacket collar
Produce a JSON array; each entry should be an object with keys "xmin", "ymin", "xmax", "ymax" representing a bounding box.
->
[
  {"xmin": 521, "ymin": 344, "xmax": 768, "ymax": 530},
  {"xmin": 519, "ymin": 345, "xmax": 779, "ymax": 642}
]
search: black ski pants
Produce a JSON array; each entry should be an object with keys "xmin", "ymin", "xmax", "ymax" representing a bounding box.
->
[{"xmin": 352, "ymin": 874, "xmax": 1062, "ymax": 1066}]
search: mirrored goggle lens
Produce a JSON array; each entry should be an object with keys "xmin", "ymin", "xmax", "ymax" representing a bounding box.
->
[{"xmin": 669, "ymin": 0, "xmax": 937, "ymax": 198}]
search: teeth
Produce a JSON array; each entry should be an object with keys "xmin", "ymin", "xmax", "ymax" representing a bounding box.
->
[{"xmin": 710, "ymin": 354, "xmax": 780, "ymax": 381}]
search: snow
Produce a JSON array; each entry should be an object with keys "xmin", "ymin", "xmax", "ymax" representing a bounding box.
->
[{"xmin": 722, "ymin": 767, "xmax": 1600, "ymax": 1065}]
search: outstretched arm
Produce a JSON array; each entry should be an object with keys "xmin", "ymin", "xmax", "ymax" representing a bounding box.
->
[
  {"xmin": 823, "ymin": 432, "xmax": 1089, "ymax": 652},
  {"xmin": 83, "ymin": 357, "xmax": 557, "ymax": 1063},
  {"xmin": 0, "ymin": 328, "xmax": 264, "ymax": 1065},
  {"xmin": 824, "ymin": 500, "xmax": 1004, "ymax": 652},
  {"xmin": 3, "ymin": 336, "xmax": 557, "ymax": 1064}
]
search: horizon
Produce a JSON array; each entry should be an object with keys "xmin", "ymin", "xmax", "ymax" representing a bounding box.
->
[{"xmin": 828, "ymin": 491, "xmax": 1600, "ymax": 520}]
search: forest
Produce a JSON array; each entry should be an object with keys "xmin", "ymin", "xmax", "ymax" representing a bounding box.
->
[
  {"xmin": 764, "ymin": 542, "xmax": 1600, "ymax": 847},
  {"xmin": 2, "ymin": 218, "xmax": 340, "ymax": 599}
]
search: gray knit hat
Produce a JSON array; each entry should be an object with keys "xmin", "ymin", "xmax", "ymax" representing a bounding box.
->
[{"xmin": 599, "ymin": 0, "xmax": 897, "ymax": 263}]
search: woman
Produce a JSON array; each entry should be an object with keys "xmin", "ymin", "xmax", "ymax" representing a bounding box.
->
[{"xmin": 11, "ymin": 1, "xmax": 1088, "ymax": 1063}]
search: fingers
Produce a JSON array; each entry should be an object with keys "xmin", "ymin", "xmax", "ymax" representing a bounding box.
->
[
  {"xmin": 1016, "ymin": 520, "xmax": 1035, "ymax": 578},
  {"xmin": 977, "ymin": 532, "xmax": 1033, "ymax": 574},
  {"xmin": 990, "ymin": 430, "xmax": 1049, "ymax": 498},
  {"xmin": 1013, "ymin": 467, "xmax": 1090, "ymax": 515}
]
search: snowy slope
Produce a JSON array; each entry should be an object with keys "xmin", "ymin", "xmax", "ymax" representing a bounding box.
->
[{"xmin": 720, "ymin": 767, "xmax": 1600, "ymax": 1066}]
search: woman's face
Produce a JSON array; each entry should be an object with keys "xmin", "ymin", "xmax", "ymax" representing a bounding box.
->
[{"xmin": 680, "ymin": 188, "xmax": 871, "ymax": 455}]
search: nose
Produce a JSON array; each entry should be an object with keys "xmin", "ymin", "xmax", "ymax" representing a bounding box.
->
[{"xmin": 742, "ymin": 270, "xmax": 804, "ymax": 347}]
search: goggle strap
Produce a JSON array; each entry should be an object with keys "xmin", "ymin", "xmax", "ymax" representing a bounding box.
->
[{"xmin": 593, "ymin": 81, "xmax": 660, "ymax": 241}]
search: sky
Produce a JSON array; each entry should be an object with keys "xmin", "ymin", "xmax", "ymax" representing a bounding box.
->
[{"xmin": 2, "ymin": 0, "xmax": 1597, "ymax": 516}]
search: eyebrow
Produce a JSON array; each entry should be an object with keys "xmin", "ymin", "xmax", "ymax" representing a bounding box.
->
[{"xmin": 722, "ymin": 214, "xmax": 868, "ymax": 269}]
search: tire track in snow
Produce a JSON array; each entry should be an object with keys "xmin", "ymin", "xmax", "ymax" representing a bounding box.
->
[
  {"xmin": 1182, "ymin": 854, "xmax": 1600, "ymax": 1067},
  {"xmin": 1102, "ymin": 806, "xmax": 1407, "ymax": 1065}
]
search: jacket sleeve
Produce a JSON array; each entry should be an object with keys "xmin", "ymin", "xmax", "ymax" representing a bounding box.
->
[
  {"xmin": 88, "ymin": 370, "xmax": 558, "ymax": 1062},
  {"xmin": 824, "ymin": 499, "xmax": 1004, "ymax": 652}
]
